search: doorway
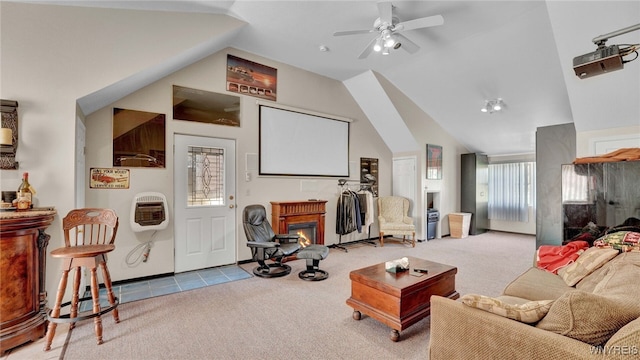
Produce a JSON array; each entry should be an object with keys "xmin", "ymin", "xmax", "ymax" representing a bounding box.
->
[
  {"xmin": 174, "ymin": 134, "xmax": 236, "ymax": 273},
  {"xmin": 392, "ymin": 156, "xmax": 417, "ymax": 216}
]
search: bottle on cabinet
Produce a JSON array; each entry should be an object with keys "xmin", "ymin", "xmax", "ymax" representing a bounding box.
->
[{"xmin": 16, "ymin": 172, "xmax": 35, "ymax": 210}]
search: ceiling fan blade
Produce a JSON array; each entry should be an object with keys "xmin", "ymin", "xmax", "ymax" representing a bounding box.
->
[
  {"xmin": 377, "ymin": 1, "xmax": 393, "ymax": 25},
  {"xmin": 394, "ymin": 33, "xmax": 420, "ymax": 54},
  {"xmin": 358, "ymin": 37, "xmax": 378, "ymax": 59},
  {"xmin": 395, "ymin": 14, "xmax": 444, "ymax": 32},
  {"xmin": 333, "ymin": 29, "xmax": 373, "ymax": 36}
]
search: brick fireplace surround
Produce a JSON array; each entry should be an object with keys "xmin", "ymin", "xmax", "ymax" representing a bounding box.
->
[{"xmin": 270, "ymin": 200, "xmax": 327, "ymax": 245}]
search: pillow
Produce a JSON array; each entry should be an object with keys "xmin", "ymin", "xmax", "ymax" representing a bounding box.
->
[
  {"xmin": 594, "ymin": 231, "xmax": 640, "ymax": 252},
  {"xmin": 536, "ymin": 291, "xmax": 640, "ymax": 346},
  {"xmin": 558, "ymin": 247, "xmax": 619, "ymax": 286},
  {"xmin": 461, "ymin": 294, "xmax": 553, "ymax": 323}
]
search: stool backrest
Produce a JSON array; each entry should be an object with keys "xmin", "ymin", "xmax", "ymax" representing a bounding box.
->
[{"xmin": 63, "ymin": 208, "xmax": 119, "ymax": 247}]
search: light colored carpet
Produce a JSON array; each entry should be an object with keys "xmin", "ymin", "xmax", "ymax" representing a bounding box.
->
[{"xmin": 60, "ymin": 231, "xmax": 535, "ymax": 360}]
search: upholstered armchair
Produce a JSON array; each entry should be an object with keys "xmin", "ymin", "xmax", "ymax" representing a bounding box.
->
[
  {"xmin": 377, "ymin": 196, "xmax": 416, "ymax": 247},
  {"xmin": 243, "ymin": 204, "xmax": 301, "ymax": 278}
]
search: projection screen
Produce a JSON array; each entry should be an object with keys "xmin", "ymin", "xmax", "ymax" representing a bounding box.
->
[{"xmin": 259, "ymin": 105, "xmax": 350, "ymax": 177}]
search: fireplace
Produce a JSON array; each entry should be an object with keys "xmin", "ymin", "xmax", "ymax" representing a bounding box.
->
[
  {"xmin": 271, "ymin": 200, "xmax": 327, "ymax": 245},
  {"xmin": 288, "ymin": 222, "xmax": 317, "ymax": 246}
]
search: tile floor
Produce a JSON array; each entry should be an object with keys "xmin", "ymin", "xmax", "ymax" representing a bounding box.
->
[
  {"xmin": 2, "ymin": 265, "xmax": 252, "ymax": 360},
  {"xmin": 80, "ymin": 264, "xmax": 252, "ymax": 311}
]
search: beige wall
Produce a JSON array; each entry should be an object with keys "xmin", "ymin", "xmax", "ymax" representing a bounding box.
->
[
  {"xmin": 85, "ymin": 48, "xmax": 392, "ymax": 282},
  {"xmin": 0, "ymin": 2, "xmax": 268, "ymax": 298}
]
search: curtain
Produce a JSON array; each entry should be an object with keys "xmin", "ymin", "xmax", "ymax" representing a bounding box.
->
[{"xmin": 488, "ymin": 162, "xmax": 535, "ymax": 222}]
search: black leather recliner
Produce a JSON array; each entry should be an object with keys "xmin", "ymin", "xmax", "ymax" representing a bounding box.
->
[{"xmin": 243, "ymin": 204, "xmax": 301, "ymax": 278}]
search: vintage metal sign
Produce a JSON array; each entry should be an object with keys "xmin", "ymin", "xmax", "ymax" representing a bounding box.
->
[{"xmin": 90, "ymin": 168, "xmax": 130, "ymax": 189}]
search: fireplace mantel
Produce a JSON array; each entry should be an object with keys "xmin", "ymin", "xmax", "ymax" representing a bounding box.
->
[{"xmin": 271, "ymin": 200, "xmax": 327, "ymax": 245}]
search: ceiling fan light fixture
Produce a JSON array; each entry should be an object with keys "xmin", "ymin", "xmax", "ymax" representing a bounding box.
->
[
  {"xmin": 335, "ymin": 2, "xmax": 444, "ymax": 59},
  {"xmin": 373, "ymin": 38, "xmax": 383, "ymax": 52},
  {"xmin": 384, "ymin": 35, "xmax": 396, "ymax": 48}
]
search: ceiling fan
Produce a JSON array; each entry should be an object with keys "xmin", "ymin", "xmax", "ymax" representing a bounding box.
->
[{"xmin": 333, "ymin": 1, "xmax": 444, "ymax": 59}]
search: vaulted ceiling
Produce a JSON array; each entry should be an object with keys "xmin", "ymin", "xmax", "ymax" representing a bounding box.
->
[{"xmin": 24, "ymin": 1, "xmax": 640, "ymax": 156}]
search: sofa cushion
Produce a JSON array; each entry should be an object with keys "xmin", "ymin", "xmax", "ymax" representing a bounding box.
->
[
  {"xmin": 592, "ymin": 263, "xmax": 640, "ymax": 308},
  {"xmin": 536, "ymin": 291, "xmax": 640, "ymax": 346},
  {"xmin": 503, "ymin": 267, "xmax": 574, "ymax": 301},
  {"xmin": 557, "ymin": 247, "xmax": 619, "ymax": 286},
  {"xmin": 461, "ymin": 294, "xmax": 553, "ymax": 324},
  {"xmin": 576, "ymin": 251, "xmax": 640, "ymax": 292}
]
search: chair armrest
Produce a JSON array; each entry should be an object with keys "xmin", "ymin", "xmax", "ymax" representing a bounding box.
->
[
  {"xmin": 274, "ymin": 234, "xmax": 299, "ymax": 244},
  {"xmin": 246, "ymin": 241, "xmax": 279, "ymax": 249},
  {"xmin": 403, "ymin": 216, "xmax": 414, "ymax": 225}
]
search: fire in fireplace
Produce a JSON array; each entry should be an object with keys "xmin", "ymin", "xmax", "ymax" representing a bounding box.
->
[{"xmin": 288, "ymin": 222, "xmax": 317, "ymax": 247}]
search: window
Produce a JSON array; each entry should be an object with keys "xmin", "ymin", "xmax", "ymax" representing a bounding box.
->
[
  {"xmin": 488, "ymin": 162, "xmax": 536, "ymax": 222},
  {"xmin": 187, "ymin": 146, "xmax": 225, "ymax": 206}
]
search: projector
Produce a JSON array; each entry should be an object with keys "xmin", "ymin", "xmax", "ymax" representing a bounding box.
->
[{"xmin": 573, "ymin": 45, "xmax": 624, "ymax": 79}]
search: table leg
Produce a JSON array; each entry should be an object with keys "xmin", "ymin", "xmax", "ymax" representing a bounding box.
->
[{"xmin": 390, "ymin": 329, "xmax": 400, "ymax": 342}]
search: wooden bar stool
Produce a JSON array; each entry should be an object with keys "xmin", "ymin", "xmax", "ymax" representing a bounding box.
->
[{"xmin": 44, "ymin": 208, "xmax": 120, "ymax": 351}]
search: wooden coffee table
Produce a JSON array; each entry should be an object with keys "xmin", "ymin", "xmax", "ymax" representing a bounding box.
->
[{"xmin": 346, "ymin": 256, "xmax": 458, "ymax": 341}]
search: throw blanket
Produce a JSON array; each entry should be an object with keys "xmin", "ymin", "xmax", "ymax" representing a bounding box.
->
[
  {"xmin": 536, "ymin": 241, "xmax": 589, "ymax": 274},
  {"xmin": 574, "ymin": 147, "xmax": 640, "ymax": 164}
]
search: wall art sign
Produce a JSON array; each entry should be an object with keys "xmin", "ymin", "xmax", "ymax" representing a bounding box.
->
[
  {"xmin": 226, "ymin": 54, "xmax": 277, "ymax": 101},
  {"xmin": 427, "ymin": 144, "xmax": 443, "ymax": 180},
  {"xmin": 90, "ymin": 168, "xmax": 130, "ymax": 189}
]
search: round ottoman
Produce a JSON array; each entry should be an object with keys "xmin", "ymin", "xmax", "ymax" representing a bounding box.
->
[{"xmin": 296, "ymin": 244, "xmax": 329, "ymax": 281}]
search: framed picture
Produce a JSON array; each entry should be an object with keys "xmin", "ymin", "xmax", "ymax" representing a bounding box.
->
[
  {"xmin": 113, "ymin": 108, "xmax": 165, "ymax": 168},
  {"xmin": 173, "ymin": 85, "xmax": 240, "ymax": 127},
  {"xmin": 427, "ymin": 144, "xmax": 442, "ymax": 179},
  {"xmin": 226, "ymin": 54, "xmax": 277, "ymax": 101}
]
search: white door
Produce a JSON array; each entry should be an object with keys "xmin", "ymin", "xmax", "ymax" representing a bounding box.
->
[
  {"xmin": 174, "ymin": 134, "xmax": 236, "ymax": 273},
  {"xmin": 392, "ymin": 156, "xmax": 417, "ymax": 217}
]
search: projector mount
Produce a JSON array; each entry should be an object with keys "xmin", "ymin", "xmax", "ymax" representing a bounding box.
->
[
  {"xmin": 592, "ymin": 23, "xmax": 640, "ymax": 46},
  {"xmin": 573, "ymin": 23, "xmax": 640, "ymax": 79}
]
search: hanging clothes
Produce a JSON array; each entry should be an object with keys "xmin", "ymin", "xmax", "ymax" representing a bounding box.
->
[
  {"xmin": 336, "ymin": 190, "xmax": 362, "ymax": 235},
  {"xmin": 357, "ymin": 190, "xmax": 375, "ymax": 229}
]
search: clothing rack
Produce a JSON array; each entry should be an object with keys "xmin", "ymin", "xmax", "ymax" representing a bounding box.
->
[{"xmin": 330, "ymin": 179, "xmax": 377, "ymax": 252}]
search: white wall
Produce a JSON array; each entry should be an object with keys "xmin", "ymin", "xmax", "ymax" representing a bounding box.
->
[
  {"xmin": 576, "ymin": 125, "xmax": 640, "ymax": 157},
  {"xmin": 85, "ymin": 48, "xmax": 393, "ymax": 282},
  {"xmin": 374, "ymin": 73, "xmax": 469, "ymax": 239}
]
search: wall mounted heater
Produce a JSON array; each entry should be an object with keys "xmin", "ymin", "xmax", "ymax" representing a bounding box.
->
[{"xmin": 130, "ymin": 192, "xmax": 169, "ymax": 232}]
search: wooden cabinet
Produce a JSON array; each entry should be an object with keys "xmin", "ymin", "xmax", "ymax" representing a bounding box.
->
[{"xmin": 0, "ymin": 210, "xmax": 55, "ymax": 355}]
